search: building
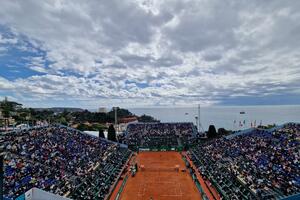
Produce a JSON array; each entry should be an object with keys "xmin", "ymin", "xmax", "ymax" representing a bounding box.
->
[
  {"xmin": 98, "ymin": 107, "xmax": 107, "ymax": 113},
  {"xmin": 119, "ymin": 116, "xmax": 138, "ymax": 124},
  {"xmin": 114, "ymin": 116, "xmax": 138, "ymax": 133}
]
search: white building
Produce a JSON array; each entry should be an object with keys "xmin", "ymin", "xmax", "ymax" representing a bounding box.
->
[{"xmin": 98, "ymin": 107, "xmax": 107, "ymax": 113}]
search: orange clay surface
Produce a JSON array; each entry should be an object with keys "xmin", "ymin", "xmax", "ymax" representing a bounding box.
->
[{"xmin": 119, "ymin": 151, "xmax": 202, "ymax": 200}]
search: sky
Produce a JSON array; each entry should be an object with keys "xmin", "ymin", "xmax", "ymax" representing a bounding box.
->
[{"xmin": 0, "ymin": 0, "xmax": 300, "ymax": 109}]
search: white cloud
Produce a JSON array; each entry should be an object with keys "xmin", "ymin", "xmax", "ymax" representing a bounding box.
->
[
  {"xmin": 0, "ymin": 0, "xmax": 300, "ymax": 107},
  {"xmin": 0, "ymin": 77, "xmax": 14, "ymax": 89}
]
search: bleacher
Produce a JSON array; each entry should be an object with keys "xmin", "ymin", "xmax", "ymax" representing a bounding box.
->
[
  {"xmin": 189, "ymin": 123, "xmax": 300, "ymax": 200},
  {"xmin": 143, "ymin": 135, "xmax": 178, "ymax": 148},
  {"xmin": 1, "ymin": 125, "xmax": 131, "ymax": 200},
  {"xmin": 188, "ymin": 150, "xmax": 256, "ymax": 200},
  {"xmin": 126, "ymin": 122, "xmax": 196, "ymax": 150}
]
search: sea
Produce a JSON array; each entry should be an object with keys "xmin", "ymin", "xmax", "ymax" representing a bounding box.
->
[{"xmin": 129, "ymin": 105, "xmax": 300, "ymax": 131}]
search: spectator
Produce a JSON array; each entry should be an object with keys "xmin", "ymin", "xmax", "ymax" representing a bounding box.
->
[
  {"xmin": 125, "ymin": 123, "xmax": 196, "ymax": 149},
  {"xmin": 1, "ymin": 125, "xmax": 131, "ymax": 200},
  {"xmin": 188, "ymin": 123, "xmax": 300, "ymax": 199}
]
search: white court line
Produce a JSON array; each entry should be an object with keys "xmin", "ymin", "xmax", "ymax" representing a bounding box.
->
[
  {"xmin": 160, "ymin": 194, "xmax": 184, "ymax": 197},
  {"xmin": 143, "ymin": 181, "xmax": 176, "ymax": 184},
  {"xmin": 179, "ymin": 182, "xmax": 182, "ymax": 195},
  {"xmin": 179, "ymin": 182, "xmax": 183, "ymax": 200},
  {"xmin": 143, "ymin": 183, "xmax": 146, "ymax": 196},
  {"xmin": 137, "ymin": 172, "xmax": 187, "ymax": 200},
  {"xmin": 137, "ymin": 182, "xmax": 144, "ymax": 196},
  {"xmin": 137, "ymin": 182, "xmax": 146, "ymax": 200}
]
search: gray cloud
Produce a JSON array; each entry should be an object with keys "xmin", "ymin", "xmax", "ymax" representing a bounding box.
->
[{"xmin": 0, "ymin": 0, "xmax": 300, "ymax": 107}]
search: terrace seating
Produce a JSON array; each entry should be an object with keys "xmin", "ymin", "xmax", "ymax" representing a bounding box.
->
[
  {"xmin": 189, "ymin": 123, "xmax": 300, "ymax": 199},
  {"xmin": 126, "ymin": 122, "xmax": 195, "ymax": 149},
  {"xmin": 1, "ymin": 125, "xmax": 131, "ymax": 200}
]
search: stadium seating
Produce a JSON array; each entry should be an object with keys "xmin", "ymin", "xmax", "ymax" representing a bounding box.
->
[
  {"xmin": 188, "ymin": 123, "xmax": 300, "ymax": 199},
  {"xmin": 1, "ymin": 125, "xmax": 131, "ymax": 200},
  {"xmin": 126, "ymin": 123, "xmax": 196, "ymax": 149}
]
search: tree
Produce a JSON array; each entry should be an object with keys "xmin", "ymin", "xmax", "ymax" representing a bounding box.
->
[
  {"xmin": 0, "ymin": 98, "xmax": 22, "ymax": 130},
  {"xmin": 138, "ymin": 114, "xmax": 159, "ymax": 123},
  {"xmin": 19, "ymin": 110, "xmax": 29, "ymax": 122},
  {"xmin": 207, "ymin": 125, "xmax": 217, "ymax": 138},
  {"xmin": 217, "ymin": 128, "xmax": 228, "ymax": 136},
  {"xmin": 59, "ymin": 117, "xmax": 67, "ymax": 126},
  {"xmin": 99, "ymin": 129, "xmax": 105, "ymax": 138},
  {"xmin": 107, "ymin": 124, "xmax": 117, "ymax": 142},
  {"xmin": 107, "ymin": 107, "xmax": 133, "ymax": 119},
  {"xmin": 77, "ymin": 123, "xmax": 90, "ymax": 131}
]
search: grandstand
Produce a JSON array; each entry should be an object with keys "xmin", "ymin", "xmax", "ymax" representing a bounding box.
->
[
  {"xmin": 188, "ymin": 123, "xmax": 300, "ymax": 199},
  {"xmin": 1, "ymin": 122, "xmax": 300, "ymax": 200},
  {"xmin": 125, "ymin": 122, "xmax": 196, "ymax": 150},
  {"xmin": 1, "ymin": 125, "xmax": 131, "ymax": 200}
]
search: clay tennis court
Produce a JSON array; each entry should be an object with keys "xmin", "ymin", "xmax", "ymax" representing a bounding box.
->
[{"xmin": 119, "ymin": 151, "xmax": 201, "ymax": 200}]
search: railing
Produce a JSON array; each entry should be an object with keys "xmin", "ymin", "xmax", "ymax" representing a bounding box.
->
[
  {"xmin": 104, "ymin": 152, "xmax": 132, "ymax": 200},
  {"xmin": 281, "ymin": 193, "xmax": 300, "ymax": 200},
  {"xmin": 190, "ymin": 151, "xmax": 221, "ymax": 200},
  {"xmin": 182, "ymin": 155, "xmax": 209, "ymax": 200},
  {"xmin": 114, "ymin": 175, "xmax": 129, "ymax": 200}
]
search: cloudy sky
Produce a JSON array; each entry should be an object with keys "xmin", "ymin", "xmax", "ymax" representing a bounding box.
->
[{"xmin": 0, "ymin": 0, "xmax": 300, "ymax": 108}]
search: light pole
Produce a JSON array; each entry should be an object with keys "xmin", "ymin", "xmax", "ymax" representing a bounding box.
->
[
  {"xmin": 195, "ymin": 116, "xmax": 198, "ymax": 132},
  {"xmin": 113, "ymin": 107, "xmax": 118, "ymax": 133},
  {"xmin": 113, "ymin": 107, "xmax": 118, "ymax": 125}
]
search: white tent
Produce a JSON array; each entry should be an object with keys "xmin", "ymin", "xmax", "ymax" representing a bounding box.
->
[{"xmin": 16, "ymin": 188, "xmax": 72, "ymax": 200}]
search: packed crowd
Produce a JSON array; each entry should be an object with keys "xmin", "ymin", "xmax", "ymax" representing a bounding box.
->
[
  {"xmin": 126, "ymin": 122, "xmax": 195, "ymax": 149},
  {"xmin": 188, "ymin": 123, "xmax": 300, "ymax": 199},
  {"xmin": 1, "ymin": 125, "xmax": 131, "ymax": 200}
]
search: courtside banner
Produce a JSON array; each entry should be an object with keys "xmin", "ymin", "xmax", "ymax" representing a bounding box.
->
[{"xmin": 139, "ymin": 148, "xmax": 150, "ymax": 151}]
